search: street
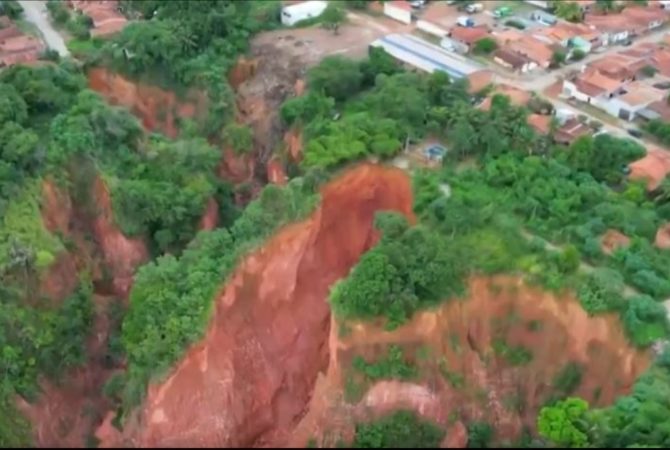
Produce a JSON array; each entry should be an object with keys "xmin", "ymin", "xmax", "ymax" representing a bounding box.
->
[{"xmin": 18, "ymin": 0, "xmax": 70, "ymax": 57}]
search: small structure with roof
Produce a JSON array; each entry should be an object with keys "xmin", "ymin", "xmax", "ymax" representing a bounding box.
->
[
  {"xmin": 384, "ymin": 0, "xmax": 413, "ymax": 25},
  {"xmin": 629, "ymin": 148, "xmax": 670, "ymax": 191}
]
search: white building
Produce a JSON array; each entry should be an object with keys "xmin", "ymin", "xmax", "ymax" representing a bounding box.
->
[
  {"xmin": 384, "ymin": 1, "xmax": 412, "ymax": 25},
  {"xmin": 281, "ymin": 1, "xmax": 328, "ymax": 27}
]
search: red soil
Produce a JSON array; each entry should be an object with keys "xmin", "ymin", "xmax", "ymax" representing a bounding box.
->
[{"xmin": 98, "ymin": 164, "xmax": 414, "ymax": 447}]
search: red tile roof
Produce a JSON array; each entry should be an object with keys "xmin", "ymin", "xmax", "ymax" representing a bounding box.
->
[
  {"xmin": 509, "ymin": 36, "xmax": 553, "ymax": 66},
  {"xmin": 449, "ymin": 25, "xmax": 489, "ymax": 45},
  {"xmin": 629, "ymin": 148, "xmax": 670, "ymax": 190},
  {"xmin": 527, "ymin": 114, "xmax": 552, "ymax": 134}
]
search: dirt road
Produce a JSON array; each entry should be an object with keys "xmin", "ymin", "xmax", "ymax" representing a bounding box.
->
[{"xmin": 18, "ymin": 0, "xmax": 70, "ymax": 57}]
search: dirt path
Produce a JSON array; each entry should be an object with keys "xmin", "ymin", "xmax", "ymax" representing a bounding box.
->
[{"xmin": 18, "ymin": 0, "xmax": 70, "ymax": 57}]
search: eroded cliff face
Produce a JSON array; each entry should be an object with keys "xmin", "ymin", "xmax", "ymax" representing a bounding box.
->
[
  {"xmin": 19, "ymin": 177, "xmax": 149, "ymax": 448},
  {"xmin": 290, "ymin": 276, "xmax": 650, "ymax": 447},
  {"xmin": 88, "ymin": 68, "xmax": 207, "ymax": 139},
  {"xmin": 101, "ymin": 164, "xmax": 415, "ymax": 448}
]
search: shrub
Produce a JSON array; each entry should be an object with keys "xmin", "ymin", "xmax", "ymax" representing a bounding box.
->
[
  {"xmin": 353, "ymin": 410, "xmax": 445, "ymax": 448},
  {"xmin": 353, "ymin": 345, "xmax": 417, "ymax": 381},
  {"xmin": 474, "ymin": 37, "xmax": 498, "ymax": 55},
  {"xmin": 330, "ymin": 212, "xmax": 466, "ymax": 329},
  {"xmin": 571, "ymin": 49, "xmax": 586, "ymax": 61},
  {"xmin": 621, "ymin": 295, "xmax": 670, "ymax": 347},
  {"xmin": 467, "ymin": 422, "xmax": 494, "ymax": 448}
]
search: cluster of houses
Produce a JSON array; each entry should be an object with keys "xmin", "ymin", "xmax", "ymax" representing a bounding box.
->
[
  {"xmin": 384, "ymin": 0, "xmax": 670, "ymax": 75},
  {"xmin": 494, "ymin": 3, "xmax": 669, "ymax": 72},
  {"xmin": 562, "ymin": 39, "xmax": 670, "ymax": 122},
  {"xmin": 67, "ymin": 0, "xmax": 128, "ymax": 38},
  {"xmin": 0, "ymin": 15, "xmax": 45, "ymax": 68}
]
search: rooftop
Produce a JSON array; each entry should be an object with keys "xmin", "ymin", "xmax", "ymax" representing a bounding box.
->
[
  {"xmin": 629, "ymin": 148, "xmax": 670, "ymax": 190},
  {"xmin": 509, "ymin": 36, "xmax": 554, "ymax": 65},
  {"xmin": 555, "ymin": 118, "xmax": 591, "ymax": 144},
  {"xmin": 449, "ymin": 25, "xmax": 489, "ymax": 45},
  {"xmin": 387, "ymin": 0, "xmax": 412, "ymax": 11},
  {"xmin": 618, "ymin": 81, "xmax": 664, "ymax": 107},
  {"xmin": 493, "ymin": 47, "xmax": 531, "ymax": 68},
  {"xmin": 527, "ymin": 114, "xmax": 552, "ymax": 134},
  {"xmin": 579, "ymin": 69, "xmax": 623, "ymax": 93},
  {"xmin": 467, "ymin": 70, "xmax": 495, "ymax": 94},
  {"xmin": 371, "ymin": 33, "xmax": 482, "ymax": 79},
  {"xmin": 492, "ymin": 28, "xmax": 525, "ymax": 45}
]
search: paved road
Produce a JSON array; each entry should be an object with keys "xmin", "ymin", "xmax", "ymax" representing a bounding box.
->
[{"xmin": 18, "ymin": 0, "xmax": 70, "ymax": 57}]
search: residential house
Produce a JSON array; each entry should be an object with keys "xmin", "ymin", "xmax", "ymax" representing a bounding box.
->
[
  {"xmin": 603, "ymin": 81, "xmax": 665, "ymax": 120},
  {"xmin": 536, "ymin": 22, "xmax": 600, "ymax": 55},
  {"xmin": 562, "ymin": 69, "xmax": 625, "ymax": 104},
  {"xmin": 445, "ymin": 25, "xmax": 490, "ymax": 53},
  {"xmin": 587, "ymin": 54, "xmax": 643, "ymax": 81},
  {"xmin": 68, "ymin": 0, "xmax": 128, "ymax": 37},
  {"xmin": 527, "ymin": 113, "xmax": 553, "ymax": 135},
  {"xmin": 621, "ymin": 6, "xmax": 668, "ymax": 36},
  {"xmin": 555, "ymin": 118, "xmax": 591, "ymax": 145},
  {"xmin": 508, "ymin": 36, "xmax": 555, "ymax": 69},
  {"xmin": 629, "ymin": 148, "xmax": 670, "ymax": 191},
  {"xmin": 649, "ymin": 47, "xmax": 670, "ymax": 77},
  {"xmin": 493, "ymin": 48, "xmax": 536, "ymax": 73},
  {"xmin": 640, "ymin": 98, "xmax": 670, "ymax": 121},
  {"xmin": 467, "ymin": 70, "xmax": 495, "ymax": 94},
  {"xmin": 584, "ymin": 14, "xmax": 631, "ymax": 44}
]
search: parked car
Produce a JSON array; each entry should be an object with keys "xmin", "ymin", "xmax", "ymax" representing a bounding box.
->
[
  {"xmin": 627, "ymin": 128, "xmax": 643, "ymax": 138},
  {"xmin": 653, "ymin": 81, "xmax": 670, "ymax": 90},
  {"xmin": 622, "ymin": 40, "xmax": 633, "ymax": 47},
  {"xmin": 409, "ymin": 0, "xmax": 427, "ymax": 8}
]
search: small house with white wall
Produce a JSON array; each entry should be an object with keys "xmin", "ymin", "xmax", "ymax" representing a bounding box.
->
[
  {"xmin": 281, "ymin": 1, "xmax": 328, "ymax": 27},
  {"xmin": 384, "ymin": 0, "xmax": 413, "ymax": 25}
]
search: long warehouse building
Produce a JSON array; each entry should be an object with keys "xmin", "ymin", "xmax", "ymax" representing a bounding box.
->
[{"xmin": 370, "ymin": 33, "xmax": 483, "ymax": 79}]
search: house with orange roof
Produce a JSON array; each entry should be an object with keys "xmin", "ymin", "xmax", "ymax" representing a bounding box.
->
[
  {"xmin": 467, "ymin": 70, "xmax": 495, "ymax": 94},
  {"xmin": 527, "ymin": 114, "xmax": 552, "ymax": 135},
  {"xmin": 584, "ymin": 13, "xmax": 631, "ymax": 44},
  {"xmin": 68, "ymin": 0, "xmax": 128, "ymax": 37},
  {"xmin": 621, "ymin": 6, "xmax": 668, "ymax": 35},
  {"xmin": 445, "ymin": 25, "xmax": 490, "ymax": 53},
  {"xmin": 555, "ymin": 118, "xmax": 591, "ymax": 145},
  {"xmin": 508, "ymin": 36, "xmax": 555, "ymax": 69},
  {"xmin": 562, "ymin": 69, "xmax": 626, "ymax": 103},
  {"xmin": 587, "ymin": 54, "xmax": 645, "ymax": 81},
  {"xmin": 602, "ymin": 81, "xmax": 665, "ymax": 121},
  {"xmin": 493, "ymin": 48, "xmax": 536, "ymax": 73},
  {"xmin": 629, "ymin": 148, "xmax": 670, "ymax": 191}
]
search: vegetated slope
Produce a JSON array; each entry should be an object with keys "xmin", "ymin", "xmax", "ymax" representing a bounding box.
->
[
  {"xmin": 96, "ymin": 164, "xmax": 414, "ymax": 447},
  {"xmin": 0, "ymin": 59, "xmax": 240, "ymax": 447},
  {"xmin": 293, "ymin": 275, "xmax": 649, "ymax": 447}
]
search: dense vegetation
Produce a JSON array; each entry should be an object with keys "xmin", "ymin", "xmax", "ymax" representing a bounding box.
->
[
  {"xmin": 352, "ymin": 345, "xmax": 417, "ymax": 381},
  {"xmin": 288, "ymin": 48, "xmax": 670, "ymax": 447},
  {"xmin": 352, "ymin": 410, "xmax": 445, "ymax": 448},
  {"xmin": 330, "ymin": 212, "xmax": 466, "ymax": 329},
  {"xmin": 119, "ymin": 178, "xmax": 319, "ymax": 413}
]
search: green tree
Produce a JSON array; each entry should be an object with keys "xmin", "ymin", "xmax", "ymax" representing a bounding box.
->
[
  {"xmin": 320, "ymin": 2, "xmax": 346, "ymax": 35},
  {"xmin": 474, "ymin": 37, "xmax": 498, "ymax": 54},
  {"xmin": 552, "ymin": 49, "xmax": 567, "ymax": 67},
  {"xmin": 571, "ymin": 49, "xmax": 586, "ymax": 61},
  {"xmin": 353, "ymin": 410, "xmax": 445, "ymax": 448},
  {"xmin": 307, "ymin": 55, "xmax": 363, "ymax": 101},
  {"xmin": 554, "ymin": 1, "xmax": 583, "ymax": 22},
  {"xmin": 622, "ymin": 294, "xmax": 670, "ymax": 347},
  {"xmin": 641, "ymin": 65, "xmax": 658, "ymax": 77},
  {"xmin": 537, "ymin": 397, "xmax": 590, "ymax": 448},
  {"xmin": 222, "ymin": 123, "xmax": 253, "ymax": 154},
  {"xmin": 596, "ymin": 0, "xmax": 617, "ymax": 12},
  {"xmin": 0, "ymin": 0, "xmax": 23, "ymax": 19}
]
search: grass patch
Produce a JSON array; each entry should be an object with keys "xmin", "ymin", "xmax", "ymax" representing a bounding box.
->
[
  {"xmin": 352, "ymin": 410, "xmax": 445, "ymax": 448},
  {"xmin": 353, "ymin": 345, "xmax": 417, "ymax": 381},
  {"xmin": 439, "ymin": 358, "xmax": 465, "ymax": 389},
  {"xmin": 492, "ymin": 339, "xmax": 533, "ymax": 366},
  {"xmin": 67, "ymin": 37, "xmax": 104, "ymax": 58}
]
